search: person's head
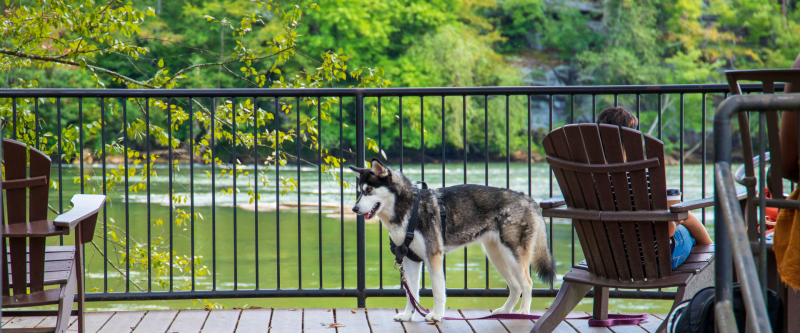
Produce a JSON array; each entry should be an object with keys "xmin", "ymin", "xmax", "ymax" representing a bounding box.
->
[{"xmin": 596, "ymin": 107, "xmax": 638, "ymax": 129}]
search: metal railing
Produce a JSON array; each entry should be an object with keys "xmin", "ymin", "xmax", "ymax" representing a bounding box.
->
[
  {"xmin": 712, "ymin": 93, "xmax": 800, "ymax": 333},
  {"xmin": 0, "ymin": 83, "xmax": 779, "ymax": 307}
]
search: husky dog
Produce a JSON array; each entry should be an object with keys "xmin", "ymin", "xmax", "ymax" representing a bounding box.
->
[{"xmin": 350, "ymin": 158, "xmax": 556, "ymax": 322}]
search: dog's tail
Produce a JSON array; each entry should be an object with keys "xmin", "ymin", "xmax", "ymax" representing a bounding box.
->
[{"xmin": 530, "ymin": 200, "xmax": 557, "ymax": 285}]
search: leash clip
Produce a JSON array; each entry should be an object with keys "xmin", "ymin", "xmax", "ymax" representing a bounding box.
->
[{"xmin": 398, "ymin": 263, "xmax": 407, "ymax": 282}]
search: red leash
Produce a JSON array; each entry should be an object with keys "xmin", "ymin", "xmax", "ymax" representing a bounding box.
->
[{"xmin": 397, "ymin": 265, "xmax": 647, "ymax": 326}]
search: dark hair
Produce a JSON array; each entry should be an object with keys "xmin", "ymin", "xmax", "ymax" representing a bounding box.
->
[{"xmin": 596, "ymin": 107, "xmax": 638, "ymax": 129}]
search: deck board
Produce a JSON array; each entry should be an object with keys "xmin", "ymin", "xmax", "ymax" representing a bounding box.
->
[
  {"xmin": 497, "ymin": 309, "xmax": 536, "ymax": 333},
  {"xmin": 131, "ymin": 310, "xmax": 178, "ymax": 333},
  {"xmin": 437, "ymin": 308, "xmax": 475, "ymax": 333},
  {"xmin": 202, "ymin": 309, "xmax": 242, "ymax": 333},
  {"xmin": 303, "ymin": 308, "xmax": 335, "ymax": 333},
  {"xmin": 68, "ymin": 311, "xmax": 115, "ymax": 333},
  {"xmin": 166, "ymin": 309, "xmax": 210, "ymax": 333},
  {"xmin": 459, "ymin": 309, "xmax": 508, "ymax": 332},
  {"xmin": 37, "ymin": 316, "xmax": 78, "ymax": 329},
  {"xmin": 637, "ymin": 314, "xmax": 666, "ymax": 333},
  {"xmin": 565, "ymin": 312, "xmax": 611, "ymax": 333},
  {"xmin": 3, "ymin": 316, "xmax": 46, "ymax": 329},
  {"xmin": 365, "ymin": 308, "xmax": 405, "ymax": 333},
  {"xmin": 397, "ymin": 308, "xmax": 439, "ymax": 333},
  {"xmin": 602, "ymin": 313, "xmax": 649, "ymax": 333},
  {"xmin": 19, "ymin": 308, "xmax": 666, "ymax": 333},
  {"xmin": 97, "ymin": 310, "xmax": 146, "ymax": 333},
  {"xmin": 268, "ymin": 309, "xmax": 303, "ymax": 333},
  {"xmin": 335, "ymin": 308, "xmax": 371, "ymax": 332},
  {"xmin": 234, "ymin": 308, "xmax": 272, "ymax": 333}
]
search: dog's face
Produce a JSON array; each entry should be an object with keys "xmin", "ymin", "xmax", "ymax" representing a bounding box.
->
[{"xmin": 349, "ymin": 158, "xmax": 395, "ymax": 220}]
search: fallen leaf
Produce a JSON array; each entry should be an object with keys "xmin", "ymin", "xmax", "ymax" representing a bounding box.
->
[
  {"xmin": 250, "ymin": 306, "xmax": 263, "ymax": 309},
  {"xmin": 427, "ymin": 322, "xmax": 438, "ymax": 326},
  {"xmin": 328, "ymin": 323, "xmax": 345, "ymax": 328},
  {"xmin": 288, "ymin": 308, "xmax": 298, "ymax": 311},
  {"xmin": 232, "ymin": 307, "xmax": 243, "ymax": 310},
  {"xmin": 326, "ymin": 309, "xmax": 332, "ymax": 312},
  {"xmin": 351, "ymin": 310, "xmax": 356, "ymax": 314}
]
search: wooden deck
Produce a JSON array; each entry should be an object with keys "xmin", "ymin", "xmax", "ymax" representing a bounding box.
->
[{"xmin": 1, "ymin": 309, "xmax": 668, "ymax": 332}]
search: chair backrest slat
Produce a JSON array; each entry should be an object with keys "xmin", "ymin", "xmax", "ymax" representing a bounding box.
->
[
  {"xmin": 645, "ymin": 134, "xmax": 673, "ymax": 278},
  {"xmin": 2, "ymin": 139, "xmax": 52, "ymax": 295},
  {"xmin": 581, "ymin": 125, "xmax": 632, "ymax": 280},
  {"xmin": 598, "ymin": 125, "xmax": 647, "ymax": 281},
  {"xmin": 564, "ymin": 125, "xmax": 618, "ymax": 280},
  {"xmin": 622, "ymin": 128, "xmax": 660, "ymax": 279},
  {"xmin": 543, "ymin": 130, "xmax": 602, "ymax": 276},
  {"xmin": 545, "ymin": 124, "xmax": 672, "ymax": 282},
  {"xmin": 545, "ymin": 128, "xmax": 605, "ymax": 274}
]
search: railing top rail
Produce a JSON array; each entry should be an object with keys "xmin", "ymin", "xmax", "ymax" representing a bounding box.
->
[{"xmin": 0, "ymin": 83, "xmax": 782, "ymax": 98}]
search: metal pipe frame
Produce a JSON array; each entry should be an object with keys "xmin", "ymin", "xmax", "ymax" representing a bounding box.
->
[{"xmin": 713, "ymin": 93, "xmax": 800, "ymax": 333}]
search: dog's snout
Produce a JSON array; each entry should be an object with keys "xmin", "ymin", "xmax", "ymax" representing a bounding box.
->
[{"xmin": 351, "ymin": 206, "xmax": 359, "ymax": 213}]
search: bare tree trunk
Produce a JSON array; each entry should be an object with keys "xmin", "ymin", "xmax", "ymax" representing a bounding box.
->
[
  {"xmin": 218, "ymin": 27, "xmax": 224, "ymax": 88},
  {"xmin": 783, "ymin": 0, "xmax": 788, "ymax": 28}
]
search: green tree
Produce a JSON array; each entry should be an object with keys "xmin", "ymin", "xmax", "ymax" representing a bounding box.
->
[{"xmin": 1, "ymin": 0, "xmax": 388, "ymax": 306}]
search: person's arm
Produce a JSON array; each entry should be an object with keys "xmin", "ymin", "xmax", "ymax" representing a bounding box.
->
[
  {"xmin": 679, "ymin": 212, "xmax": 713, "ymax": 245},
  {"xmin": 780, "ymin": 53, "xmax": 800, "ymax": 183}
]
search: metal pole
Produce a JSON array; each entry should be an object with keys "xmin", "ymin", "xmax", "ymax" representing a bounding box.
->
[{"xmin": 356, "ymin": 93, "xmax": 366, "ymax": 307}]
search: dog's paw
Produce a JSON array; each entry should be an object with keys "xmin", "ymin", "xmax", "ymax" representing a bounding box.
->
[
  {"xmin": 515, "ymin": 309, "xmax": 530, "ymax": 315},
  {"xmin": 394, "ymin": 312, "xmax": 414, "ymax": 322},
  {"xmin": 491, "ymin": 308, "xmax": 511, "ymax": 315},
  {"xmin": 424, "ymin": 312, "xmax": 443, "ymax": 322}
]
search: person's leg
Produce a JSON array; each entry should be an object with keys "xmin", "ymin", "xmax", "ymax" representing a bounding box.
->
[
  {"xmin": 671, "ymin": 224, "xmax": 696, "ymax": 269},
  {"xmin": 681, "ymin": 212, "xmax": 713, "ymax": 245}
]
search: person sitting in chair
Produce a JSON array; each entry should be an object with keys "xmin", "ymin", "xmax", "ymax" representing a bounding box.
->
[{"xmin": 596, "ymin": 107, "xmax": 713, "ymax": 269}]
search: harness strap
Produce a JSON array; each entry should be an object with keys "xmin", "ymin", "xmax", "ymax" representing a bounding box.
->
[
  {"xmin": 391, "ymin": 181, "xmax": 449, "ymax": 264},
  {"xmin": 392, "ymin": 185, "xmax": 422, "ymax": 264}
]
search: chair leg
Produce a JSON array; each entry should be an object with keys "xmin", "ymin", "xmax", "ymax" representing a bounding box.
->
[
  {"xmin": 531, "ymin": 281, "xmax": 592, "ymax": 333},
  {"xmin": 55, "ymin": 261, "xmax": 78, "ymax": 333},
  {"xmin": 593, "ymin": 286, "xmax": 609, "ymax": 320},
  {"xmin": 76, "ymin": 236, "xmax": 86, "ymax": 333}
]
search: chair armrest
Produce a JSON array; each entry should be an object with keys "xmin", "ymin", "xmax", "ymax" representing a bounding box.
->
[
  {"xmin": 542, "ymin": 206, "xmax": 600, "ymax": 220},
  {"xmin": 53, "ymin": 194, "xmax": 106, "ymax": 228},
  {"xmin": 3, "ymin": 220, "xmax": 70, "ymax": 238},
  {"xmin": 542, "ymin": 206, "xmax": 688, "ymax": 221},
  {"xmin": 540, "ymin": 196, "xmax": 565, "ymax": 209},
  {"xmin": 670, "ymin": 188, "xmax": 747, "ymax": 213}
]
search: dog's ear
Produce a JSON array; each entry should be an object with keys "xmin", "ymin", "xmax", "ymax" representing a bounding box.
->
[
  {"xmin": 370, "ymin": 158, "xmax": 388, "ymax": 177},
  {"xmin": 349, "ymin": 165, "xmax": 368, "ymax": 179}
]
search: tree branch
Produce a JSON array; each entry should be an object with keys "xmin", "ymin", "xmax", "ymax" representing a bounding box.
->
[
  {"xmin": 0, "ymin": 48, "xmax": 157, "ymax": 88},
  {"xmin": 158, "ymin": 46, "xmax": 294, "ymax": 88}
]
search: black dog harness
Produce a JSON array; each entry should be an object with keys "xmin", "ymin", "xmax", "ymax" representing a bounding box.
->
[{"xmin": 389, "ymin": 181, "xmax": 447, "ymax": 264}]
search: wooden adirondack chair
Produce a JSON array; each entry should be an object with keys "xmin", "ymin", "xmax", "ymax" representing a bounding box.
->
[
  {"xmin": 727, "ymin": 69, "xmax": 800, "ymax": 333},
  {"xmin": 1, "ymin": 138, "xmax": 105, "ymax": 333},
  {"xmin": 532, "ymin": 124, "xmax": 722, "ymax": 333}
]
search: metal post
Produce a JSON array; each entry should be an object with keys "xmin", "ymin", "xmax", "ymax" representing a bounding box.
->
[{"xmin": 356, "ymin": 93, "xmax": 366, "ymax": 307}]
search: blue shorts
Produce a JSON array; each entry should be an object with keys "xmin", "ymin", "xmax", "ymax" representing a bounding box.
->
[{"xmin": 671, "ymin": 224, "xmax": 696, "ymax": 269}]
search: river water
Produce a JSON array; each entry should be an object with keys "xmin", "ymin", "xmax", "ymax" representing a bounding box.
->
[{"xmin": 45, "ymin": 162, "xmax": 733, "ymax": 313}]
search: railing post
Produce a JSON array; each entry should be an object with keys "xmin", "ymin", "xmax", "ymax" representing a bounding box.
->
[
  {"xmin": 356, "ymin": 92, "xmax": 367, "ymax": 308},
  {"xmin": 714, "ymin": 96, "xmax": 734, "ymax": 333}
]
